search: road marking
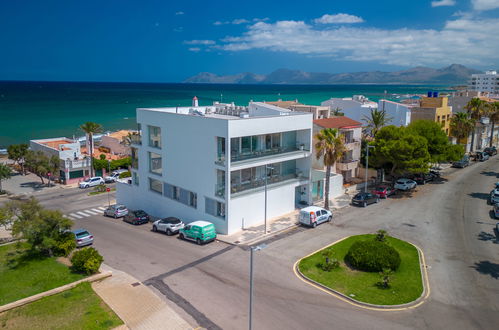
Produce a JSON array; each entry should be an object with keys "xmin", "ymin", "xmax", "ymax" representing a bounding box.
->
[
  {"xmin": 91, "ymin": 208, "xmax": 103, "ymax": 213},
  {"xmin": 97, "ymin": 207, "xmax": 106, "ymax": 210},
  {"xmin": 69, "ymin": 213, "xmax": 83, "ymax": 219},
  {"xmin": 76, "ymin": 211, "xmax": 91, "ymax": 217},
  {"xmin": 83, "ymin": 209, "xmax": 99, "ymax": 215}
]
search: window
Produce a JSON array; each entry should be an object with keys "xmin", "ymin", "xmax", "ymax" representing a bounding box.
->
[
  {"xmin": 217, "ymin": 137, "xmax": 225, "ymax": 161},
  {"xmin": 189, "ymin": 192, "xmax": 197, "ymax": 208},
  {"xmin": 132, "ymin": 171, "xmax": 139, "ymax": 186},
  {"xmin": 173, "ymin": 186, "xmax": 180, "ymax": 200},
  {"xmin": 148, "ymin": 125, "xmax": 161, "ymax": 148},
  {"xmin": 131, "ymin": 147, "xmax": 139, "ymax": 169},
  {"xmin": 149, "ymin": 152, "xmax": 162, "ymax": 175},
  {"xmin": 149, "ymin": 178, "xmax": 162, "ymax": 194},
  {"xmin": 206, "ymin": 198, "xmax": 225, "ymax": 219},
  {"xmin": 163, "ymin": 182, "xmax": 197, "ymax": 208}
]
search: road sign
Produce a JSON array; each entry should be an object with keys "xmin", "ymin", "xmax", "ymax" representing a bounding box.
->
[
  {"xmin": 47, "ymin": 172, "xmax": 51, "ymax": 176},
  {"xmin": 106, "ymin": 187, "xmax": 111, "ymax": 192}
]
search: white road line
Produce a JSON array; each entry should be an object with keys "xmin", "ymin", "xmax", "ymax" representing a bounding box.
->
[
  {"xmin": 69, "ymin": 213, "xmax": 83, "ymax": 219},
  {"xmin": 97, "ymin": 207, "xmax": 106, "ymax": 210},
  {"xmin": 91, "ymin": 208, "xmax": 103, "ymax": 213},
  {"xmin": 76, "ymin": 211, "xmax": 91, "ymax": 217},
  {"xmin": 84, "ymin": 209, "xmax": 99, "ymax": 215}
]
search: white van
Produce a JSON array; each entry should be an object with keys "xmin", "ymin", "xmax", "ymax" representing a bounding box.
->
[{"xmin": 299, "ymin": 206, "xmax": 332, "ymax": 228}]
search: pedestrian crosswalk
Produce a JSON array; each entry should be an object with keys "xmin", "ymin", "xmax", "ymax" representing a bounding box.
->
[{"xmin": 65, "ymin": 206, "xmax": 107, "ymax": 220}]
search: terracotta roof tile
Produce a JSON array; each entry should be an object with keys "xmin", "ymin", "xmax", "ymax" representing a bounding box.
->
[{"xmin": 313, "ymin": 116, "xmax": 362, "ymax": 129}]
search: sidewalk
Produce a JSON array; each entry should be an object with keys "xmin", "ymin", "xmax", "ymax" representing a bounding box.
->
[
  {"xmin": 217, "ymin": 193, "xmax": 352, "ymax": 245},
  {"xmin": 92, "ymin": 264, "xmax": 193, "ymax": 330}
]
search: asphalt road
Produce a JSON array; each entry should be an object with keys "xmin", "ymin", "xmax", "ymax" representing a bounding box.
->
[{"xmin": 34, "ymin": 160, "xmax": 499, "ymax": 329}]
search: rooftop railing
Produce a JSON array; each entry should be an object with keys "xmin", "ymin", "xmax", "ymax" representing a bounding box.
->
[{"xmin": 231, "ymin": 145, "xmax": 309, "ymax": 162}]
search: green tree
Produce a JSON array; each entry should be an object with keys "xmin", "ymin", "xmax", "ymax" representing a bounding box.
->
[
  {"xmin": 450, "ymin": 112, "xmax": 475, "ymax": 147},
  {"xmin": 0, "ymin": 163, "xmax": 12, "ymax": 193},
  {"xmin": 371, "ymin": 126, "xmax": 430, "ymax": 176},
  {"xmin": 7, "ymin": 144, "xmax": 28, "ymax": 175},
  {"xmin": 330, "ymin": 107, "xmax": 344, "ymax": 116},
  {"xmin": 362, "ymin": 108, "xmax": 393, "ymax": 138},
  {"xmin": 5, "ymin": 197, "xmax": 73, "ymax": 256},
  {"xmin": 465, "ymin": 98, "xmax": 485, "ymax": 152},
  {"xmin": 25, "ymin": 150, "xmax": 60, "ymax": 185},
  {"xmin": 315, "ymin": 128, "xmax": 346, "ymax": 210},
  {"xmin": 488, "ymin": 102, "xmax": 499, "ymax": 147},
  {"xmin": 80, "ymin": 122, "xmax": 103, "ymax": 177}
]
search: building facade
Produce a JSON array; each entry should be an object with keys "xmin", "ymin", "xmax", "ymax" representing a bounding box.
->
[
  {"xmin": 411, "ymin": 95, "xmax": 453, "ymax": 136},
  {"xmin": 116, "ymin": 100, "xmax": 313, "ymax": 235},
  {"xmin": 377, "ymin": 99, "xmax": 414, "ymax": 126},
  {"xmin": 469, "ymin": 70, "xmax": 499, "ymax": 93},
  {"xmin": 100, "ymin": 130, "xmax": 135, "ymax": 157},
  {"xmin": 320, "ymin": 95, "xmax": 377, "ymax": 123}
]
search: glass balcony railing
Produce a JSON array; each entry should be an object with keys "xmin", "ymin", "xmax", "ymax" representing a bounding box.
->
[
  {"xmin": 215, "ymin": 155, "xmax": 225, "ymax": 166},
  {"xmin": 231, "ymin": 145, "xmax": 309, "ymax": 162},
  {"xmin": 230, "ymin": 170, "xmax": 308, "ymax": 194},
  {"xmin": 215, "ymin": 183, "xmax": 225, "ymax": 198},
  {"xmin": 130, "ymin": 134, "xmax": 142, "ymax": 145}
]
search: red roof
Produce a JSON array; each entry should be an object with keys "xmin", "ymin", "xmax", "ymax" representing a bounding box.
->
[{"xmin": 313, "ymin": 116, "xmax": 362, "ymax": 129}]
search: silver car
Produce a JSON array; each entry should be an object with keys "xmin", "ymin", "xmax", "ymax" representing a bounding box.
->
[
  {"xmin": 490, "ymin": 189, "xmax": 499, "ymax": 204},
  {"xmin": 104, "ymin": 204, "xmax": 129, "ymax": 218},
  {"xmin": 152, "ymin": 217, "xmax": 184, "ymax": 235},
  {"xmin": 79, "ymin": 176, "xmax": 105, "ymax": 189},
  {"xmin": 72, "ymin": 229, "xmax": 94, "ymax": 247}
]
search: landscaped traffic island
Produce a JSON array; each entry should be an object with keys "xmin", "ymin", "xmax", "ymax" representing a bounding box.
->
[{"xmin": 298, "ymin": 234, "xmax": 424, "ymax": 306}]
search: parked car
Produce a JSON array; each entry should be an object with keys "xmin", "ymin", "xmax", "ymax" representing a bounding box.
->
[
  {"xmin": 72, "ymin": 229, "xmax": 94, "ymax": 247},
  {"xmin": 490, "ymin": 189, "xmax": 499, "ymax": 204},
  {"xmin": 484, "ymin": 146, "xmax": 497, "ymax": 156},
  {"xmin": 104, "ymin": 169, "xmax": 129, "ymax": 183},
  {"xmin": 412, "ymin": 173, "xmax": 435, "ymax": 185},
  {"xmin": 373, "ymin": 186, "xmax": 396, "ymax": 199},
  {"xmin": 178, "ymin": 221, "xmax": 217, "ymax": 245},
  {"xmin": 79, "ymin": 176, "xmax": 105, "ymax": 188},
  {"xmin": 352, "ymin": 192, "xmax": 379, "ymax": 207},
  {"xmin": 104, "ymin": 204, "xmax": 129, "ymax": 218},
  {"xmin": 452, "ymin": 155, "xmax": 470, "ymax": 168},
  {"xmin": 477, "ymin": 151, "xmax": 490, "ymax": 161},
  {"xmin": 493, "ymin": 204, "xmax": 499, "ymax": 219},
  {"xmin": 123, "ymin": 210, "xmax": 149, "ymax": 225},
  {"xmin": 299, "ymin": 206, "xmax": 332, "ymax": 228},
  {"xmin": 394, "ymin": 178, "xmax": 417, "ymax": 191},
  {"xmin": 152, "ymin": 217, "xmax": 184, "ymax": 235}
]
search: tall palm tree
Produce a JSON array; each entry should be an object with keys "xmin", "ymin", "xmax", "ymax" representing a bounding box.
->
[
  {"xmin": 488, "ymin": 102, "xmax": 499, "ymax": 147},
  {"xmin": 362, "ymin": 109, "xmax": 393, "ymax": 138},
  {"xmin": 80, "ymin": 122, "xmax": 103, "ymax": 177},
  {"xmin": 315, "ymin": 128, "xmax": 346, "ymax": 210},
  {"xmin": 0, "ymin": 163, "xmax": 12, "ymax": 193},
  {"xmin": 450, "ymin": 112, "xmax": 475, "ymax": 148},
  {"xmin": 465, "ymin": 98, "xmax": 485, "ymax": 152}
]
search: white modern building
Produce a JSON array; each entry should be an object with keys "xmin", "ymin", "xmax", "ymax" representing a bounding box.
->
[
  {"xmin": 377, "ymin": 99, "xmax": 415, "ymax": 126},
  {"xmin": 321, "ymin": 95, "xmax": 377, "ymax": 123},
  {"xmin": 469, "ymin": 70, "xmax": 499, "ymax": 93},
  {"xmin": 116, "ymin": 99, "xmax": 313, "ymax": 235}
]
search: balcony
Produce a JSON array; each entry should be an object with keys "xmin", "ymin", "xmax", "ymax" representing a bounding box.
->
[
  {"xmin": 230, "ymin": 170, "xmax": 308, "ymax": 195},
  {"xmin": 60, "ymin": 158, "xmax": 91, "ymax": 170},
  {"xmin": 231, "ymin": 145, "xmax": 309, "ymax": 163},
  {"xmin": 130, "ymin": 133, "xmax": 142, "ymax": 145},
  {"xmin": 337, "ymin": 159, "xmax": 359, "ymax": 171},
  {"xmin": 215, "ymin": 183, "xmax": 225, "ymax": 198},
  {"xmin": 215, "ymin": 155, "xmax": 225, "ymax": 166},
  {"xmin": 344, "ymin": 139, "xmax": 361, "ymax": 151}
]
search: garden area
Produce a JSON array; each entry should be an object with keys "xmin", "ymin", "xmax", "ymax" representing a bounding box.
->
[{"xmin": 298, "ymin": 232, "xmax": 424, "ymax": 305}]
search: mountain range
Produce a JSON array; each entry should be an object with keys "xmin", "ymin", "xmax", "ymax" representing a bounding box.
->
[{"xmin": 184, "ymin": 64, "xmax": 481, "ymax": 85}]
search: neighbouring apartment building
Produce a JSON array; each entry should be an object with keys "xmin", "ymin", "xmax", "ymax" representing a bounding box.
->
[
  {"xmin": 30, "ymin": 137, "xmax": 91, "ymax": 184},
  {"xmin": 320, "ymin": 95, "xmax": 377, "ymax": 122},
  {"xmin": 469, "ymin": 70, "xmax": 499, "ymax": 93},
  {"xmin": 313, "ymin": 117, "xmax": 362, "ymax": 185},
  {"xmin": 116, "ymin": 98, "xmax": 313, "ymax": 235},
  {"xmin": 100, "ymin": 130, "xmax": 135, "ymax": 157},
  {"xmin": 377, "ymin": 99, "xmax": 415, "ymax": 126},
  {"xmin": 265, "ymin": 100, "xmax": 331, "ymax": 119},
  {"xmin": 411, "ymin": 93, "xmax": 452, "ymax": 136}
]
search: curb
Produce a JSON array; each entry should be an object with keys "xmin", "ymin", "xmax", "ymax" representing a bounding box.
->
[
  {"xmin": 0, "ymin": 271, "xmax": 112, "ymax": 313},
  {"xmin": 217, "ymin": 222, "xmax": 301, "ymax": 246},
  {"xmin": 293, "ymin": 236, "xmax": 430, "ymax": 311}
]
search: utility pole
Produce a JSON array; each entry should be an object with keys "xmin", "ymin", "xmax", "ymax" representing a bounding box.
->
[
  {"xmin": 264, "ymin": 165, "xmax": 274, "ymax": 235},
  {"xmin": 249, "ymin": 244, "xmax": 267, "ymax": 330},
  {"xmin": 365, "ymin": 145, "xmax": 375, "ymax": 193}
]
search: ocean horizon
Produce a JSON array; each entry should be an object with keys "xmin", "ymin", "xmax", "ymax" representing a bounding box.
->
[{"xmin": 0, "ymin": 80, "xmax": 453, "ymax": 148}]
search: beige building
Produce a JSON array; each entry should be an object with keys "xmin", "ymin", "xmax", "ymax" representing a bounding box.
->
[
  {"xmin": 100, "ymin": 130, "xmax": 135, "ymax": 156},
  {"xmin": 411, "ymin": 96, "xmax": 452, "ymax": 136},
  {"xmin": 265, "ymin": 100, "xmax": 331, "ymax": 119}
]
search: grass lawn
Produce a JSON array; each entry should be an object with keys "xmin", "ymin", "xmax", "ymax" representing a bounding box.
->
[
  {"xmin": 0, "ymin": 243, "xmax": 85, "ymax": 305},
  {"xmin": 0, "ymin": 282, "xmax": 123, "ymax": 330},
  {"xmin": 298, "ymin": 234, "xmax": 423, "ymax": 305}
]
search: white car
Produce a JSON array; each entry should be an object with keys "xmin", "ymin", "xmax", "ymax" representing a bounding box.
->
[
  {"xmin": 299, "ymin": 206, "xmax": 332, "ymax": 228},
  {"xmin": 152, "ymin": 217, "xmax": 185, "ymax": 235},
  {"xmin": 104, "ymin": 169, "xmax": 128, "ymax": 183},
  {"xmin": 79, "ymin": 176, "xmax": 105, "ymax": 188},
  {"xmin": 490, "ymin": 189, "xmax": 499, "ymax": 204},
  {"xmin": 394, "ymin": 178, "xmax": 417, "ymax": 191}
]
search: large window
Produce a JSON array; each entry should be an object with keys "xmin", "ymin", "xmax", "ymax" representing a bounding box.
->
[
  {"xmin": 206, "ymin": 198, "xmax": 225, "ymax": 219},
  {"xmin": 131, "ymin": 147, "xmax": 139, "ymax": 169},
  {"xmin": 149, "ymin": 152, "xmax": 162, "ymax": 175},
  {"xmin": 164, "ymin": 182, "xmax": 197, "ymax": 208},
  {"xmin": 148, "ymin": 125, "xmax": 161, "ymax": 148},
  {"xmin": 149, "ymin": 178, "xmax": 162, "ymax": 194},
  {"xmin": 216, "ymin": 137, "xmax": 226, "ymax": 162},
  {"xmin": 132, "ymin": 171, "xmax": 139, "ymax": 186}
]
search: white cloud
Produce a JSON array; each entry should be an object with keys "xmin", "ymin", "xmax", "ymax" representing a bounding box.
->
[
  {"xmin": 431, "ymin": 0, "xmax": 456, "ymax": 7},
  {"xmin": 232, "ymin": 19, "xmax": 250, "ymax": 24},
  {"xmin": 188, "ymin": 47, "xmax": 201, "ymax": 52},
  {"xmin": 175, "ymin": 11, "xmax": 184, "ymax": 15},
  {"xmin": 214, "ymin": 18, "xmax": 269, "ymax": 26},
  {"xmin": 216, "ymin": 17, "xmax": 499, "ymax": 67},
  {"xmin": 314, "ymin": 13, "xmax": 364, "ymax": 24},
  {"xmin": 183, "ymin": 40, "xmax": 216, "ymax": 45},
  {"xmin": 472, "ymin": 0, "xmax": 499, "ymax": 10}
]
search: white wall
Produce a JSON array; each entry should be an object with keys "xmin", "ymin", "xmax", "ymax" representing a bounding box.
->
[{"xmin": 377, "ymin": 100, "xmax": 412, "ymax": 126}]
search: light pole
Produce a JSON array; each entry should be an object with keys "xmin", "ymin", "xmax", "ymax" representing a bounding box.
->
[
  {"xmin": 365, "ymin": 145, "xmax": 375, "ymax": 193},
  {"xmin": 264, "ymin": 165, "xmax": 274, "ymax": 235},
  {"xmin": 249, "ymin": 243, "xmax": 267, "ymax": 330}
]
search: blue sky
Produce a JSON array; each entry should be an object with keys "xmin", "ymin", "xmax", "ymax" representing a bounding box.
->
[{"xmin": 1, "ymin": 0, "xmax": 498, "ymax": 82}]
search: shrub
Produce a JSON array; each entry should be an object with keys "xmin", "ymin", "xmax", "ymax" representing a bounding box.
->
[
  {"xmin": 54, "ymin": 232, "xmax": 76, "ymax": 257},
  {"xmin": 376, "ymin": 268, "xmax": 394, "ymax": 289},
  {"xmin": 119, "ymin": 171, "xmax": 131, "ymax": 179},
  {"xmin": 93, "ymin": 185, "xmax": 107, "ymax": 193},
  {"xmin": 319, "ymin": 248, "xmax": 340, "ymax": 271},
  {"xmin": 345, "ymin": 240, "xmax": 401, "ymax": 272},
  {"xmin": 71, "ymin": 247, "xmax": 103, "ymax": 275},
  {"xmin": 375, "ymin": 229, "xmax": 387, "ymax": 242}
]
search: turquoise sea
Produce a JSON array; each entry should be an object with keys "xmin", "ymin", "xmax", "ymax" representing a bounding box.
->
[{"xmin": 0, "ymin": 81, "xmax": 453, "ymax": 147}]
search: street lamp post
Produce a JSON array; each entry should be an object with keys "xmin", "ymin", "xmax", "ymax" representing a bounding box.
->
[
  {"xmin": 264, "ymin": 165, "xmax": 274, "ymax": 235},
  {"xmin": 365, "ymin": 145, "xmax": 375, "ymax": 193},
  {"xmin": 249, "ymin": 243, "xmax": 267, "ymax": 330}
]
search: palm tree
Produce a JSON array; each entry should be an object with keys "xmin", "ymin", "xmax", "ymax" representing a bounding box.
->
[
  {"xmin": 315, "ymin": 128, "xmax": 346, "ymax": 210},
  {"xmin": 465, "ymin": 98, "xmax": 485, "ymax": 152},
  {"xmin": 80, "ymin": 122, "xmax": 103, "ymax": 177},
  {"xmin": 450, "ymin": 112, "xmax": 475, "ymax": 148},
  {"xmin": 330, "ymin": 107, "xmax": 344, "ymax": 116},
  {"xmin": 488, "ymin": 102, "xmax": 499, "ymax": 147},
  {"xmin": 0, "ymin": 163, "xmax": 12, "ymax": 193},
  {"xmin": 362, "ymin": 109, "xmax": 393, "ymax": 138}
]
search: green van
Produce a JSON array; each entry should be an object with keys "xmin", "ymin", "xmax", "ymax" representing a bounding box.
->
[{"xmin": 179, "ymin": 221, "xmax": 217, "ymax": 245}]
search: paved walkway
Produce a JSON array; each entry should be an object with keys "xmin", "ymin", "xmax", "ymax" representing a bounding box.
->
[
  {"xmin": 92, "ymin": 264, "xmax": 193, "ymax": 330},
  {"xmin": 217, "ymin": 193, "xmax": 352, "ymax": 245}
]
